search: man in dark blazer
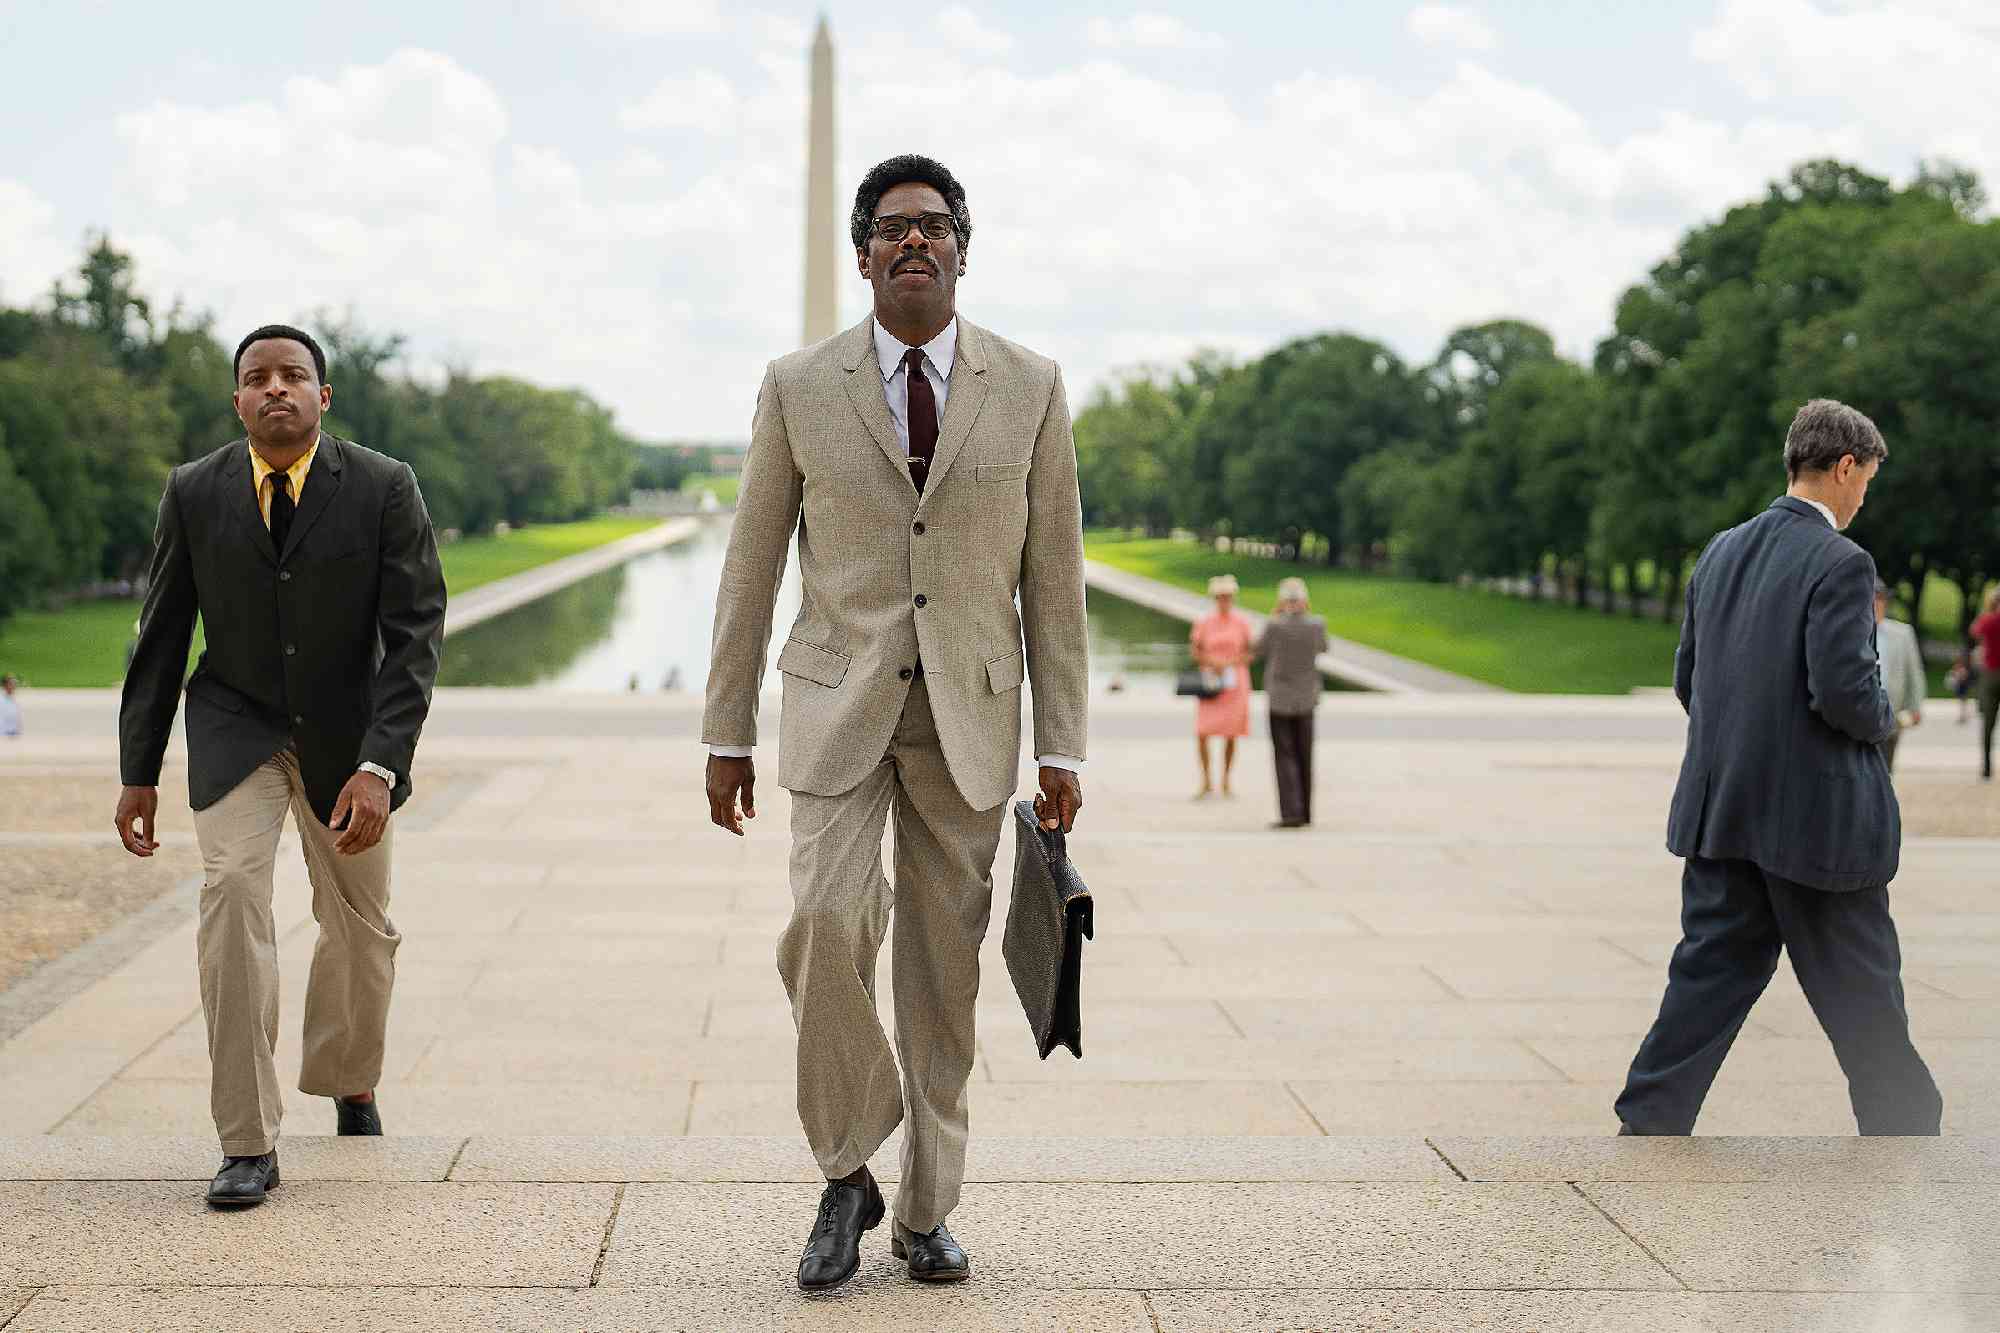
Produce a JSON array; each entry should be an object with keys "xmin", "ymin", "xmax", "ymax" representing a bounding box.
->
[
  {"xmin": 115, "ymin": 325, "xmax": 446, "ymax": 1207},
  {"xmin": 1617, "ymin": 398, "xmax": 1941, "ymax": 1137}
]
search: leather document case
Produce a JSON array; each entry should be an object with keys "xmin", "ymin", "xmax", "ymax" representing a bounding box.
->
[{"xmin": 1002, "ymin": 799, "xmax": 1094, "ymax": 1059}]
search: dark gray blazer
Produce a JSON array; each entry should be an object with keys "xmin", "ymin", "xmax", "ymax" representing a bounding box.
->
[
  {"xmin": 1255, "ymin": 613, "xmax": 1329, "ymax": 715},
  {"xmin": 119, "ymin": 435, "xmax": 446, "ymax": 825},
  {"xmin": 1666, "ymin": 496, "xmax": 1899, "ymax": 892}
]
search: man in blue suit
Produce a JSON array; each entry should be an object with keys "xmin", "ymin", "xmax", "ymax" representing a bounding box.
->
[{"xmin": 1617, "ymin": 399, "xmax": 1942, "ymax": 1136}]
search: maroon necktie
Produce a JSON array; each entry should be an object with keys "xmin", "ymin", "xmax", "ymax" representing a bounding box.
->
[{"xmin": 903, "ymin": 347, "xmax": 938, "ymax": 494}]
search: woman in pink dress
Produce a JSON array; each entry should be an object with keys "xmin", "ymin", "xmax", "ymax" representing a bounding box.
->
[{"xmin": 1190, "ymin": 574, "xmax": 1254, "ymax": 798}]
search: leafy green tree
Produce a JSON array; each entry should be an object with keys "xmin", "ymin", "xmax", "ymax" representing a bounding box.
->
[
  {"xmin": 1074, "ymin": 372, "xmax": 1182, "ymax": 533},
  {"xmin": 0, "ymin": 428, "xmax": 60, "ymax": 618},
  {"xmin": 1781, "ymin": 211, "xmax": 2000, "ymax": 632}
]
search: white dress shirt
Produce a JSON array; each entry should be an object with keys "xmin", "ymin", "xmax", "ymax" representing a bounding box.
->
[
  {"xmin": 1798, "ymin": 496, "xmax": 1837, "ymax": 528},
  {"xmin": 710, "ymin": 316, "xmax": 1082, "ymax": 775}
]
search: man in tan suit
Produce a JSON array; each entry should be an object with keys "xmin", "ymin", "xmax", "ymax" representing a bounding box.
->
[{"xmin": 703, "ymin": 154, "xmax": 1088, "ymax": 1292}]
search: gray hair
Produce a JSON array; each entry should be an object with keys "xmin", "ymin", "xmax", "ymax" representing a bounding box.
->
[{"xmin": 1783, "ymin": 399, "xmax": 1886, "ymax": 478}]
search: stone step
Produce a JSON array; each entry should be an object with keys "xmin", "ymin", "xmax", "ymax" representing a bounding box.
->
[{"xmin": 2, "ymin": 1145, "xmax": 1997, "ymax": 1330}]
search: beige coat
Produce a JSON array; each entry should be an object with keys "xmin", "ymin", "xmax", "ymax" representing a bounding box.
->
[{"xmin": 703, "ymin": 316, "xmax": 1088, "ymax": 811}]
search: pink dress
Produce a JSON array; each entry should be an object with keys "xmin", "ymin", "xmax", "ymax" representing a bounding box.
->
[{"xmin": 1190, "ymin": 610, "xmax": 1253, "ymax": 739}]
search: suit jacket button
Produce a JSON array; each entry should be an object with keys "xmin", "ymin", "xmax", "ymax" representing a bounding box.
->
[
  {"xmin": 293, "ymin": 714, "xmax": 303, "ymax": 724},
  {"xmin": 913, "ymin": 594, "xmax": 927, "ymax": 608},
  {"xmin": 278, "ymin": 571, "xmax": 291, "ymax": 582},
  {"xmin": 912, "ymin": 522, "xmax": 925, "ymax": 535},
  {"xmin": 899, "ymin": 667, "xmax": 913, "ymax": 681},
  {"xmin": 285, "ymin": 644, "xmax": 297, "ymax": 656}
]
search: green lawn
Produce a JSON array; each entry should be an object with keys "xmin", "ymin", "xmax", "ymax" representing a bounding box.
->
[
  {"xmin": 1916, "ymin": 573, "xmax": 1996, "ymax": 645},
  {"xmin": 680, "ymin": 472, "xmax": 740, "ymax": 506},
  {"xmin": 439, "ymin": 515, "xmax": 660, "ymax": 597},
  {"xmin": 1086, "ymin": 533, "xmax": 1681, "ymax": 694},
  {"xmin": 0, "ymin": 515, "xmax": 663, "ymax": 687}
]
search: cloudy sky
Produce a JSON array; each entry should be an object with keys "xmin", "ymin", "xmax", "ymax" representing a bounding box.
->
[{"xmin": 2, "ymin": 1, "xmax": 1992, "ymax": 440}]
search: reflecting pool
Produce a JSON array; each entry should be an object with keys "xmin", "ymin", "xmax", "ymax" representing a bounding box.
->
[{"xmin": 439, "ymin": 519, "xmax": 1354, "ymax": 693}]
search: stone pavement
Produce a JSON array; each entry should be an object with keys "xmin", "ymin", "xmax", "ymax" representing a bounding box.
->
[{"xmin": 1, "ymin": 688, "xmax": 1995, "ymax": 1329}]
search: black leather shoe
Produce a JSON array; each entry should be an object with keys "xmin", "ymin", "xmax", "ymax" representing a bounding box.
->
[
  {"xmin": 206, "ymin": 1152, "xmax": 279, "ymax": 1209},
  {"xmin": 336, "ymin": 1095, "xmax": 382, "ymax": 1136},
  {"xmin": 797, "ymin": 1169, "xmax": 885, "ymax": 1292},
  {"xmin": 891, "ymin": 1219, "xmax": 970, "ymax": 1283}
]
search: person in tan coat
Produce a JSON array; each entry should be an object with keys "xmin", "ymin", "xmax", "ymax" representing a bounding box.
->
[{"xmin": 701, "ymin": 154, "xmax": 1088, "ymax": 1293}]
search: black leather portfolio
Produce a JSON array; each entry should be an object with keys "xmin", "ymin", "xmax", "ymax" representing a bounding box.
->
[{"xmin": 1002, "ymin": 799, "xmax": 1094, "ymax": 1059}]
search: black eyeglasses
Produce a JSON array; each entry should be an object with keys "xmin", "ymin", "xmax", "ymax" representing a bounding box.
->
[{"xmin": 870, "ymin": 212, "xmax": 957, "ymax": 243}]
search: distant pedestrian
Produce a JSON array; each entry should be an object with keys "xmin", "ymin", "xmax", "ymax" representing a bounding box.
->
[
  {"xmin": 1190, "ymin": 575, "xmax": 1252, "ymax": 798},
  {"xmin": 1973, "ymin": 586, "xmax": 2000, "ymax": 781},
  {"xmin": 1619, "ymin": 399, "xmax": 1940, "ymax": 1137},
  {"xmin": 1254, "ymin": 577, "xmax": 1327, "ymax": 828},
  {"xmin": 1873, "ymin": 580, "xmax": 1925, "ymax": 773},
  {"xmin": 1947, "ymin": 648, "xmax": 1973, "ymax": 725},
  {"xmin": 0, "ymin": 674, "xmax": 21, "ymax": 737}
]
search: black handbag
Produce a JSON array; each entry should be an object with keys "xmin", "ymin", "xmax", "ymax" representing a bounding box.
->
[
  {"xmin": 1175, "ymin": 668, "xmax": 1224, "ymax": 699},
  {"xmin": 1001, "ymin": 800, "xmax": 1094, "ymax": 1059}
]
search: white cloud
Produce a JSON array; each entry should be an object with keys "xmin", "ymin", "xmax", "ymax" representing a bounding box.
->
[
  {"xmin": 1084, "ymin": 13, "xmax": 1224, "ymax": 51},
  {"xmin": 566, "ymin": 0, "xmax": 721, "ymax": 36},
  {"xmin": 1407, "ymin": 4, "xmax": 1499, "ymax": 52},
  {"xmin": 620, "ymin": 69, "xmax": 741, "ymax": 135},
  {"xmin": 1692, "ymin": 0, "xmax": 2000, "ymax": 186},
  {"xmin": 937, "ymin": 6, "xmax": 1014, "ymax": 55},
  {"xmin": 0, "ymin": 179, "xmax": 67, "ymax": 307},
  {"xmin": 42, "ymin": 8, "xmax": 1986, "ymax": 443}
]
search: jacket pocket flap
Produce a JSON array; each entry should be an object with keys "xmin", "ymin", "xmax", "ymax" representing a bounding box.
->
[
  {"xmin": 777, "ymin": 637, "xmax": 851, "ymax": 688},
  {"xmin": 986, "ymin": 648, "xmax": 1026, "ymax": 693},
  {"xmin": 976, "ymin": 459, "xmax": 1033, "ymax": 482}
]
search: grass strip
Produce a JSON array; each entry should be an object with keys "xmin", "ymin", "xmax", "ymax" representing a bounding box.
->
[{"xmin": 1085, "ymin": 533, "xmax": 1680, "ymax": 695}]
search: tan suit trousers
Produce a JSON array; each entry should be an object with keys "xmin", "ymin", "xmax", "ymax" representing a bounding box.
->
[
  {"xmin": 190, "ymin": 746, "xmax": 400, "ymax": 1155},
  {"xmin": 779, "ymin": 679, "xmax": 1006, "ymax": 1234}
]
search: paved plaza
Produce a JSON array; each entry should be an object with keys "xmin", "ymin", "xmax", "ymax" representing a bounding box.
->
[{"xmin": 1, "ymin": 687, "xmax": 1996, "ymax": 1328}]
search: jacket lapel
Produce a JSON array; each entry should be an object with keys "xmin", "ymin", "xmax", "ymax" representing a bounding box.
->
[
  {"xmin": 918, "ymin": 318, "xmax": 989, "ymax": 504},
  {"xmin": 279, "ymin": 435, "xmax": 345, "ymax": 564},
  {"xmin": 226, "ymin": 442, "xmax": 277, "ymax": 566},
  {"xmin": 840, "ymin": 317, "xmax": 917, "ymax": 494}
]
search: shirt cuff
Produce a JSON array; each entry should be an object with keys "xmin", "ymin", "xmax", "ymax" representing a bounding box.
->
[
  {"xmin": 708, "ymin": 745, "xmax": 753, "ymax": 758},
  {"xmin": 357, "ymin": 761, "xmax": 396, "ymax": 787},
  {"xmin": 1036, "ymin": 754, "xmax": 1085, "ymax": 773}
]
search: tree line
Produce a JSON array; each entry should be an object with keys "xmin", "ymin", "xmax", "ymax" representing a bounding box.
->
[
  {"xmin": 0, "ymin": 237, "xmax": 687, "ymax": 625},
  {"xmin": 1075, "ymin": 159, "xmax": 2000, "ymax": 634}
]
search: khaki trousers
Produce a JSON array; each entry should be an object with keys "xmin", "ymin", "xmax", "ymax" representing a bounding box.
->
[
  {"xmin": 190, "ymin": 747, "xmax": 400, "ymax": 1155},
  {"xmin": 779, "ymin": 679, "xmax": 1006, "ymax": 1234}
]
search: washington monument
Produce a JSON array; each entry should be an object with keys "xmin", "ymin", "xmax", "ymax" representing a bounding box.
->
[{"xmin": 801, "ymin": 16, "xmax": 838, "ymax": 347}]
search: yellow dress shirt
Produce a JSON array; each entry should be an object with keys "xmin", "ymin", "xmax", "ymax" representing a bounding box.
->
[
  {"xmin": 246, "ymin": 435, "xmax": 396, "ymax": 790},
  {"xmin": 249, "ymin": 436, "xmax": 318, "ymax": 528}
]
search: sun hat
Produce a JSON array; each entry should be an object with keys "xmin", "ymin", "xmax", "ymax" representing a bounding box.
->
[{"xmin": 1207, "ymin": 575, "xmax": 1239, "ymax": 597}]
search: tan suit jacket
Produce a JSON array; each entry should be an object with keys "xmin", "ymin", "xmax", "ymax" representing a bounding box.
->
[{"xmin": 704, "ymin": 316, "xmax": 1088, "ymax": 811}]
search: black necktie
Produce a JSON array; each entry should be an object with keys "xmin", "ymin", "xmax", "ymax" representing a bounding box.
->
[
  {"xmin": 904, "ymin": 347, "xmax": 938, "ymax": 494},
  {"xmin": 269, "ymin": 472, "xmax": 295, "ymax": 555}
]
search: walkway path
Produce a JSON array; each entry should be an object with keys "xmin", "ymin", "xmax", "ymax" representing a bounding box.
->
[
  {"xmin": 444, "ymin": 517, "xmax": 701, "ymax": 636},
  {"xmin": 1084, "ymin": 558, "xmax": 1501, "ymax": 693},
  {"xmin": 1, "ymin": 690, "xmax": 1994, "ymax": 1327}
]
